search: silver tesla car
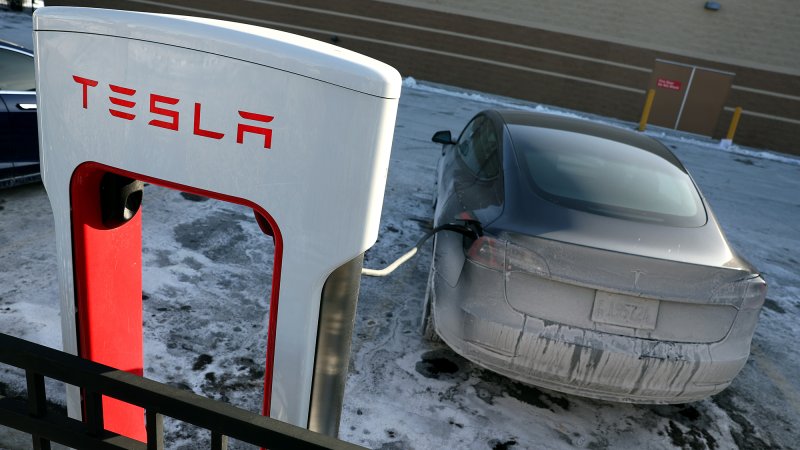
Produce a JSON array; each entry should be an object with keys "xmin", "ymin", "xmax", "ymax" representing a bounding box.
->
[{"xmin": 422, "ymin": 109, "xmax": 766, "ymax": 404}]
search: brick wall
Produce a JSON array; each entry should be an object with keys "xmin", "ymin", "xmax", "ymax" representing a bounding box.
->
[
  {"xmin": 46, "ymin": 0, "xmax": 800, "ymax": 155},
  {"xmin": 384, "ymin": 0, "xmax": 800, "ymax": 76}
]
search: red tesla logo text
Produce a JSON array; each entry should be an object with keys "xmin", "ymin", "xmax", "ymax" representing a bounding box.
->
[{"xmin": 72, "ymin": 75, "xmax": 274, "ymax": 149}]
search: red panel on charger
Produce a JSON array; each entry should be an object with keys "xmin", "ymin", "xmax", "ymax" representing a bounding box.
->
[{"xmin": 71, "ymin": 164, "xmax": 146, "ymax": 440}]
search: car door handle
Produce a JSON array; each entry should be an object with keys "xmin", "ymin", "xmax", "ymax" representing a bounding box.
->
[{"xmin": 17, "ymin": 103, "xmax": 37, "ymax": 110}]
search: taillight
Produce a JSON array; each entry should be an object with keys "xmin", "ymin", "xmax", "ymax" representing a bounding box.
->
[
  {"xmin": 741, "ymin": 276, "xmax": 767, "ymax": 309},
  {"xmin": 466, "ymin": 236, "xmax": 506, "ymax": 270},
  {"xmin": 712, "ymin": 274, "xmax": 767, "ymax": 309},
  {"xmin": 466, "ymin": 236, "xmax": 550, "ymax": 277},
  {"xmin": 506, "ymin": 241, "xmax": 550, "ymax": 277}
]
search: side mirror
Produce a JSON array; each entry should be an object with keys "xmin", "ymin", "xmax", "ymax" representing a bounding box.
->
[{"xmin": 431, "ymin": 130, "xmax": 455, "ymax": 145}]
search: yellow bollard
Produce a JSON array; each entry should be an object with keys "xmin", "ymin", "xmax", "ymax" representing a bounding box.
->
[
  {"xmin": 726, "ymin": 106, "xmax": 743, "ymax": 141},
  {"xmin": 638, "ymin": 89, "xmax": 656, "ymax": 131}
]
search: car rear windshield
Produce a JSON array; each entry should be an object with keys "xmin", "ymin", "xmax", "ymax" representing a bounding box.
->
[{"xmin": 509, "ymin": 125, "xmax": 706, "ymax": 227}]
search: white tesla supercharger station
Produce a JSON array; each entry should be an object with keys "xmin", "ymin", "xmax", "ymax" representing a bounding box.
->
[{"xmin": 34, "ymin": 7, "xmax": 400, "ymax": 441}]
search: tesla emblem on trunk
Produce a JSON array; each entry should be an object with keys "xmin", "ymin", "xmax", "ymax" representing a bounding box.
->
[
  {"xmin": 632, "ymin": 270, "xmax": 646, "ymax": 290},
  {"xmin": 72, "ymin": 75, "xmax": 274, "ymax": 149}
]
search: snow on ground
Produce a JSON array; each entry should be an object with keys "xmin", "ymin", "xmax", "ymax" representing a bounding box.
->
[{"xmin": 2, "ymin": 10, "xmax": 800, "ymax": 450}]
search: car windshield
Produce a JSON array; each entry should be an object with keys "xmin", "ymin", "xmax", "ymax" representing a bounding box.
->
[{"xmin": 509, "ymin": 125, "xmax": 706, "ymax": 227}]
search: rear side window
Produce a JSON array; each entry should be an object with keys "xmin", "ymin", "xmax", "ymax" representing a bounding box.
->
[
  {"xmin": 457, "ymin": 115, "xmax": 500, "ymax": 179},
  {"xmin": 510, "ymin": 125, "xmax": 706, "ymax": 227},
  {"xmin": 0, "ymin": 48, "xmax": 35, "ymax": 91}
]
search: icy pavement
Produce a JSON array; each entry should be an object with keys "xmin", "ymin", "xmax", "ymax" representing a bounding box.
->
[{"xmin": 2, "ymin": 77, "xmax": 799, "ymax": 449}]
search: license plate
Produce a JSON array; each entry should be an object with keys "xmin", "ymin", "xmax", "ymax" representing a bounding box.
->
[{"xmin": 591, "ymin": 291, "xmax": 659, "ymax": 330}]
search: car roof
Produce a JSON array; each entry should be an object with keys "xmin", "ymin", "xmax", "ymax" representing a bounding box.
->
[{"xmin": 494, "ymin": 109, "xmax": 684, "ymax": 169}]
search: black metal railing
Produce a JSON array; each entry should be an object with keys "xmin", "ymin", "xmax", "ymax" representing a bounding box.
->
[{"xmin": 0, "ymin": 332, "xmax": 366, "ymax": 450}]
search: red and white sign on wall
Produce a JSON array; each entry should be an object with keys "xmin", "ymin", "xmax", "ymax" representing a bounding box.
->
[{"xmin": 657, "ymin": 78, "xmax": 682, "ymax": 91}]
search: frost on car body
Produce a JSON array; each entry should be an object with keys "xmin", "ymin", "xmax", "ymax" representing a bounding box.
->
[{"xmin": 424, "ymin": 109, "xmax": 766, "ymax": 403}]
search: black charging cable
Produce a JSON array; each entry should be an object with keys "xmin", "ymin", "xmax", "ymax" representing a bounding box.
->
[{"xmin": 361, "ymin": 220, "xmax": 482, "ymax": 277}]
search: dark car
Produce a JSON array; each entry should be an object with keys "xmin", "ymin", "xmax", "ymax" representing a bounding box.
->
[
  {"xmin": 0, "ymin": 40, "xmax": 38, "ymax": 188},
  {"xmin": 423, "ymin": 109, "xmax": 765, "ymax": 403}
]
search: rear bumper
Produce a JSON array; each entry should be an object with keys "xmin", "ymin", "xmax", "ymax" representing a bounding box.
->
[{"xmin": 432, "ymin": 261, "xmax": 760, "ymax": 404}]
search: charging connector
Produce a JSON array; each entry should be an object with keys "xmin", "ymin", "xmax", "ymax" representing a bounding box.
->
[{"xmin": 361, "ymin": 221, "xmax": 482, "ymax": 277}]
